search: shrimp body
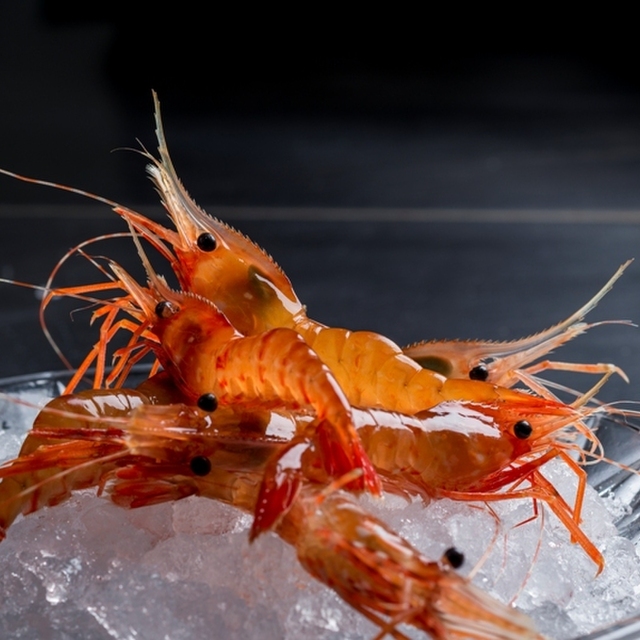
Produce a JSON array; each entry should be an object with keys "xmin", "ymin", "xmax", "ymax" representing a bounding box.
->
[{"xmin": 298, "ymin": 322, "xmax": 584, "ymax": 415}]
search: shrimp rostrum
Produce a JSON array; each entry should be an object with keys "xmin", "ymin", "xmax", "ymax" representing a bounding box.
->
[{"xmin": 0, "ymin": 391, "xmax": 543, "ymax": 640}]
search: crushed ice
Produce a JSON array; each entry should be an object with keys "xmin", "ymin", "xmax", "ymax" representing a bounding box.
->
[{"xmin": 2, "ymin": 386, "xmax": 640, "ymax": 639}]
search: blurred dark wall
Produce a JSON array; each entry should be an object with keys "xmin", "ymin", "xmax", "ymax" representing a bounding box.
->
[{"xmin": 2, "ymin": 2, "xmax": 640, "ymax": 208}]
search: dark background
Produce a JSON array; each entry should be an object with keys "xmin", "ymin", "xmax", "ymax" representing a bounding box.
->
[{"xmin": 1, "ymin": 2, "xmax": 640, "ymax": 407}]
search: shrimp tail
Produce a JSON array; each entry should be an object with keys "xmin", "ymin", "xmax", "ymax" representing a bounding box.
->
[
  {"xmin": 249, "ymin": 438, "xmax": 309, "ymax": 540},
  {"xmin": 214, "ymin": 330, "xmax": 382, "ymax": 495},
  {"xmin": 316, "ymin": 418, "xmax": 379, "ymax": 493}
]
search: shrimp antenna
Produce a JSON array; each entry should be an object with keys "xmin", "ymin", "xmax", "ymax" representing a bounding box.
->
[{"xmin": 39, "ymin": 233, "xmax": 133, "ymax": 371}]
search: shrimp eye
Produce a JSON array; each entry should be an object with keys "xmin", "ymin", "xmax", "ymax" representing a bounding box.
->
[
  {"xmin": 155, "ymin": 300, "xmax": 179, "ymax": 319},
  {"xmin": 190, "ymin": 456, "xmax": 212, "ymax": 476},
  {"xmin": 197, "ymin": 232, "xmax": 217, "ymax": 252},
  {"xmin": 443, "ymin": 547, "xmax": 464, "ymax": 569},
  {"xmin": 514, "ymin": 420, "xmax": 533, "ymax": 439},
  {"xmin": 197, "ymin": 393, "xmax": 218, "ymax": 412},
  {"xmin": 469, "ymin": 363, "xmax": 489, "ymax": 381}
]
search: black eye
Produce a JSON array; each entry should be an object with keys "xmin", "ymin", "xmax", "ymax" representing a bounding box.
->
[
  {"xmin": 514, "ymin": 420, "xmax": 533, "ymax": 439},
  {"xmin": 197, "ymin": 232, "xmax": 217, "ymax": 252},
  {"xmin": 155, "ymin": 300, "xmax": 178, "ymax": 319},
  {"xmin": 443, "ymin": 547, "xmax": 464, "ymax": 569},
  {"xmin": 197, "ymin": 393, "xmax": 218, "ymax": 412},
  {"xmin": 469, "ymin": 364, "xmax": 489, "ymax": 381},
  {"xmin": 190, "ymin": 456, "xmax": 212, "ymax": 476}
]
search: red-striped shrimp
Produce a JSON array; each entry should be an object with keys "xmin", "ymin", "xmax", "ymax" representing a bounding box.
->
[
  {"xmin": 110, "ymin": 93, "xmax": 629, "ymax": 404},
  {"xmin": 0, "ymin": 392, "xmax": 544, "ymax": 639},
  {"xmin": 0, "ymin": 368, "xmax": 606, "ymax": 570},
  {"xmin": 72, "ymin": 242, "xmax": 580, "ymax": 422},
  {"xmin": 0, "ymin": 96, "xmax": 627, "ymax": 406}
]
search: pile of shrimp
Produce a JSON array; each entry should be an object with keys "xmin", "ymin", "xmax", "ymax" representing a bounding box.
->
[{"xmin": 0, "ymin": 92, "xmax": 637, "ymax": 640}]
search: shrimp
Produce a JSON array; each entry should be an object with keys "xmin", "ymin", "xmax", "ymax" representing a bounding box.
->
[
  {"xmin": 0, "ymin": 96, "xmax": 626, "ymax": 407},
  {"xmin": 66, "ymin": 242, "xmax": 581, "ymax": 422},
  {"xmin": 0, "ymin": 388, "xmax": 144, "ymax": 537},
  {"xmin": 111, "ymin": 92, "xmax": 629, "ymax": 403},
  {"xmin": 112, "ymin": 261, "xmax": 381, "ymax": 495},
  {"xmin": 403, "ymin": 260, "xmax": 633, "ymax": 394},
  {"xmin": 42, "ymin": 250, "xmax": 607, "ymax": 548},
  {"xmin": 0, "ymin": 393, "xmax": 543, "ymax": 639},
  {"xmin": 0, "ymin": 360, "xmax": 606, "ymax": 572},
  {"xmin": 5, "ymin": 360, "xmax": 603, "ymax": 571},
  {"xmin": 1, "ymin": 266, "xmax": 380, "ymax": 495}
]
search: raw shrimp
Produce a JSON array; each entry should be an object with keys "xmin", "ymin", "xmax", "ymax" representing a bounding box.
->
[
  {"xmin": 0, "ymin": 393, "xmax": 543, "ymax": 639},
  {"xmin": 0, "ymin": 365, "xmax": 605, "ymax": 571},
  {"xmin": 403, "ymin": 261, "xmax": 633, "ymax": 394},
  {"xmin": 112, "ymin": 92, "xmax": 629, "ymax": 403},
  {"xmin": 0, "ymin": 269, "xmax": 380, "ymax": 496},
  {"xmin": 0, "ymin": 388, "xmax": 143, "ymax": 537},
  {"xmin": 80, "ymin": 248, "xmax": 582, "ymax": 422},
  {"xmin": 46, "ymin": 253, "xmax": 605, "ymax": 549},
  {"xmin": 0, "ymin": 96, "xmax": 626, "ymax": 407},
  {"xmin": 0, "ymin": 375, "xmax": 315, "ymax": 538}
]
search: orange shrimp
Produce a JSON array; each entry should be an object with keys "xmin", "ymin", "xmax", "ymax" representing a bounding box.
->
[
  {"xmin": 44, "ymin": 232, "xmax": 580, "ymax": 424},
  {"xmin": 46, "ymin": 259, "xmax": 381, "ymax": 496},
  {"xmin": 0, "ymin": 370, "xmax": 606, "ymax": 571},
  {"xmin": 37, "ymin": 252, "xmax": 605, "ymax": 545},
  {"xmin": 0, "ymin": 393, "xmax": 543, "ymax": 639},
  {"xmin": 112, "ymin": 93, "xmax": 629, "ymax": 406},
  {"xmin": 0, "ymin": 97, "xmax": 626, "ymax": 407},
  {"xmin": 257, "ymin": 397, "xmax": 606, "ymax": 570},
  {"xmin": 0, "ymin": 263, "xmax": 379, "ymax": 496},
  {"xmin": 0, "ymin": 382, "xmax": 282, "ymax": 536},
  {"xmin": 0, "ymin": 388, "xmax": 144, "ymax": 537},
  {"xmin": 403, "ymin": 260, "xmax": 633, "ymax": 394}
]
